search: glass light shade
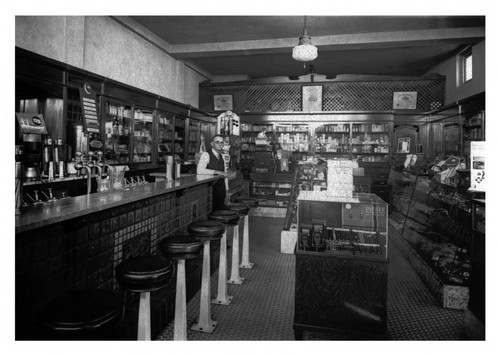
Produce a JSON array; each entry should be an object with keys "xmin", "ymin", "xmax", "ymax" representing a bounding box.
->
[{"xmin": 292, "ymin": 44, "xmax": 318, "ymax": 62}]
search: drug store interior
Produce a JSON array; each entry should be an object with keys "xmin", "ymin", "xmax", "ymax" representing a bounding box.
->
[{"xmin": 9, "ymin": 5, "xmax": 496, "ymax": 351}]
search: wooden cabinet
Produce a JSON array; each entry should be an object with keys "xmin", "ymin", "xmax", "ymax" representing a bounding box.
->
[{"xmin": 294, "ymin": 192, "xmax": 389, "ymax": 339}]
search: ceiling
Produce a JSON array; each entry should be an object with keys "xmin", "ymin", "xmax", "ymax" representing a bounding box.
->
[{"xmin": 129, "ymin": 16, "xmax": 485, "ymax": 81}]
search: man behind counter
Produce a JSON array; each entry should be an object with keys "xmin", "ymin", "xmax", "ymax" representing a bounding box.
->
[{"xmin": 196, "ymin": 135, "xmax": 236, "ymax": 210}]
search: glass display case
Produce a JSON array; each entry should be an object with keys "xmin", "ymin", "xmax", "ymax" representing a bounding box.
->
[
  {"xmin": 157, "ymin": 111, "xmax": 174, "ymax": 162},
  {"xmin": 173, "ymin": 116, "xmax": 187, "ymax": 159},
  {"xmin": 294, "ymin": 192, "xmax": 389, "ymax": 339},
  {"xmin": 103, "ymin": 101, "xmax": 132, "ymax": 164},
  {"xmin": 187, "ymin": 119, "xmax": 200, "ymax": 161},
  {"xmin": 132, "ymin": 108, "xmax": 153, "ymax": 163}
]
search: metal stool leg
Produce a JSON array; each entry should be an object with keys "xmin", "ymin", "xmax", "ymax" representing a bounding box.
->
[
  {"xmin": 228, "ymin": 219, "xmax": 244, "ymax": 284},
  {"xmin": 191, "ymin": 240, "xmax": 218, "ymax": 332},
  {"xmin": 211, "ymin": 228, "xmax": 233, "ymax": 305},
  {"xmin": 173, "ymin": 259, "xmax": 187, "ymax": 340},
  {"xmin": 137, "ymin": 292, "xmax": 151, "ymax": 340},
  {"xmin": 239, "ymin": 213, "xmax": 254, "ymax": 269}
]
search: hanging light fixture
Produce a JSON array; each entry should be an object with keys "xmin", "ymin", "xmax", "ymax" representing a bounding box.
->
[{"xmin": 292, "ymin": 16, "xmax": 318, "ymax": 67}]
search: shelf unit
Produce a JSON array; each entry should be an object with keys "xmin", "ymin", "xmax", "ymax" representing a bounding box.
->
[
  {"xmin": 103, "ymin": 101, "xmax": 133, "ymax": 164},
  {"xmin": 132, "ymin": 108, "xmax": 154, "ymax": 163}
]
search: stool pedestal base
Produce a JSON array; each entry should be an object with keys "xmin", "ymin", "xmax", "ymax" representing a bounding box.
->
[
  {"xmin": 191, "ymin": 240, "xmax": 218, "ymax": 333},
  {"xmin": 174, "ymin": 259, "xmax": 187, "ymax": 341},
  {"xmin": 211, "ymin": 229, "xmax": 233, "ymax": 305},
  {"xmin": 239, "ymin": 214, "xmax": 254, "ymax": 269},
  {"xmin": 137, "ymin": 292, "xmax": 151, "ymax": 340},
  {"xmin": 228, "ymin": 222, "xmax": 244, "ymax": 285}
]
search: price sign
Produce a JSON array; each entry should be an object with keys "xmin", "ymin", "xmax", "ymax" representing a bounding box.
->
[{"xmin": 79, "ymin": 83, "xmax": 100, "ymax": 134}]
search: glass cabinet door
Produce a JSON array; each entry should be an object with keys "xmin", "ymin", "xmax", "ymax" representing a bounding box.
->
[
  {"xmin": 174, "ymin": 116, "xmax": 186, "ymax": 159},
  {"xmin": 103, "ymin": 101, "xmax": 132, "ymax": 164},
  {"xmin": 351, "ymin": 123, "xmax": 390, "ymax": 163},
  {"xmin": 132, "ymin": 108, "xmax": 153, "ymax": 163},
  {"xmin": 187, "ymin": 119, "xmax": 200, "ymax": 161},
  {"xmin": 157, "ymin": 111, "xmax": 174, "ymax": 162}
]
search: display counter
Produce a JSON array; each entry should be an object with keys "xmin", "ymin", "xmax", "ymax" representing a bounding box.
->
[
  {"xmin": 293, "ymin": 192, "xmax": 389, "ymax": 340},
  {"xmin": 15, "ymin": 174, "xmax": 221, "ymax": 339},
  {"xmin": 389, "ymin": 168, "xmax": 477, "ymax": 309}
]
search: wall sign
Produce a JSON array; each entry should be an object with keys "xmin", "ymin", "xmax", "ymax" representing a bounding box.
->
[
  {"xmin": 214, "ymin": 95, "xmax": 233, "ymax": 111},
  {"xmin": 79, "ymin": 83, "xmax": 100, "ymax": 134},
  {"xmin": 470, "ymin": 141, "xmax": 485, "ymax": 192},
  {"xmin": 393, "ymin": 91, "xmax": 417, "ymax": 109},
  {"xmin": 302, "ymin": 85, "xmax": 323, "ymax": 112}
]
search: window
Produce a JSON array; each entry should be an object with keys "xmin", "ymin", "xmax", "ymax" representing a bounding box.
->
[{"xmin": 460, "ymin": 47, "xmax": 473, "ymax": 84}]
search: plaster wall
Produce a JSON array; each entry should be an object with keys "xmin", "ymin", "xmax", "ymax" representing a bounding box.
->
[
  {"xmin": 425, "ymin": 40, "xmax": 485, "ymax": 104},
  {"xmin": 15, "ymin": 16, "xmax": 205, "ymax": 108}
]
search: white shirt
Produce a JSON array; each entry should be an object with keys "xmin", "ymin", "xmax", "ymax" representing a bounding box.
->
[{"xmin": 196, "ymin": 149, "xmax": 226, "ymax": 175}]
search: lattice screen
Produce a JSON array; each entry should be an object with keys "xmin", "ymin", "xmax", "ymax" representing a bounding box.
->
[{"xmin": 199, "ymin": 79, "xmax": 444, "ymax": 113}]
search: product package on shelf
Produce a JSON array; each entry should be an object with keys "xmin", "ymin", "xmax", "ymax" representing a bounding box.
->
[{"xmin": 326, "ymin": 159, "xmax": 359, "ymax": 198}]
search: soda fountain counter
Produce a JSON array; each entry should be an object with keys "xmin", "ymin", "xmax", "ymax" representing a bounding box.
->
[
  {"xmin": 15, "ymin": 174, "xmax": 222, "ymax": 339},
  {"xmin": 293, "ymin": 191, "xmax": 389, "ymax": 340}
]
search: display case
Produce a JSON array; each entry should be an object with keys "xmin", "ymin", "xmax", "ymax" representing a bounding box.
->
[
  {"xmin": 468, "ymin": 198, "xmax": 485, "ymax": 328},
  {"xmin": 389, "ymin": 169, "xmax": 472, "ymax": 309},
  {"xmin": 249, "ymin": 173, "xmax": 293, "ymax": 208},
  {"xmin": 240, "ymin": 123, "xmax": 274, "ymax": 162},
  {"xmin": 156, "ymin": 111, "xmax": 174, "ymax": 162},
  {"xmin": 173, "ymin": 116, "xmax": 187, "ymax": 159},
  {"xmin": 187, "ymin": 119, "xmax": 200, "ymax": 161},
  {"xmin": 132, "ymin": 108, "xmax": 153, "ymax": 163},
  {"xmin": 294, "ymin": 192, "xmax": 389, "ymax": 339},
  {"xmin": 103, "ymin": 100, "xmax": 133, "ymax": 164}
]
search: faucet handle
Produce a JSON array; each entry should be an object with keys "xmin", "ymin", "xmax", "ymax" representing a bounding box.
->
[
  {"xmin": 96, "ymin": 151, "xmax": 103, "ymax": 162},
  {"xmin": 75, "ymin": 151, "xmax": 83, "ymax": 161}
]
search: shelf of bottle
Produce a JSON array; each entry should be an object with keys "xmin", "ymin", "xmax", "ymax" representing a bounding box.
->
[
  {"xmin": 315, "ymin": 131, "xmax": 350, "ymax": 134},
  {"xmin": 353, "ymin": 152, "xmax": 389, "ymax": 155},
  {"xmin": 463, "ymin": 124, "xmax": 482, "ymax": 129},
  {"xmin": 351, "ymin": 143, "xmax": 390, "ymax": 146}
]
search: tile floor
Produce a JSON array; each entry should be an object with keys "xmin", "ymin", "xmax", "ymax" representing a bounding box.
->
[{"xmin": 156, "ymin": 216, "xmax": 466, "ymax": 341}]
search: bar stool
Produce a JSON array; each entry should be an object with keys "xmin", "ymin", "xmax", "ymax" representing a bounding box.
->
[
  {"xmin": 234, "ymin": 197, "xmax": 260, "ymax": 269},
  {"xmin": 115, "ymin": 255, "xmax": 173, "ymax": 340},
  {"xmin": 39, "ymin": 289, "xmax": 124, "ymax": 340},
  {"xmin": 159, "ymin": 236, "xmax": 204, "ymax": 341},
  {"xmin": 187, "ymin": 220, "xmax": 225, "ymax": 333},
  {"xmin": 208, "ymin": 209, "xmax": 239, "ymax": 305},
  {"xmin": 224, "ymin": 203, "xmax": 250, "ymax": 284}
]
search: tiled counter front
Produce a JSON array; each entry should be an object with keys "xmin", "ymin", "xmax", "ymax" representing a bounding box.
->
[{"xmin": 15, "ymin": 181, "xmax": 214, "ymax": 339}]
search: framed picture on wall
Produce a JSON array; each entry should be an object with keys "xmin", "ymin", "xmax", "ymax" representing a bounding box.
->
[
  {"xmin": 214, "ymin": 95, "xmax": 233, "ymax": 111},
  {"xmin": 397, "ymin": 138, "xmax": 411, "ymax": 153},
  {"xmin": 393, "ymin": 91, "xmax": 417, "ymax": 109},
  {"xmin": 302, "ymin": 85, "xmax": 323, "ymax": 112}
]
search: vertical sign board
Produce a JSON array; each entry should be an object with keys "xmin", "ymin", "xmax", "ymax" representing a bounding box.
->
[
  {"xmin": 470, "ymin": 141, "xmax": 486, "ymax": 192},
  {"xmin": 79, "ymin": 83, "xmax": 100, "ymax": 134}
]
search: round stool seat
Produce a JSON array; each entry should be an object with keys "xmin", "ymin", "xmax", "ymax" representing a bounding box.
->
[
  {"xmin": 40, "ymin": 289, "xmax": 124, "ymax": 340},
  {"xmin": 209, "ymin": 210, "xmax": 239, "ymax": 226},
  {"xmin": 225, "ymin": 203, "xmax": 250, "ymax": 216},
  {"xmin": 159, "ymin": 236, "xmax": 204, "ymax": 260},
  {"xmin": 234, "ymin": 197, "xmax": 259, "ymax": 207},
  {"xmin": 116, "ymin": 255, "xmax": 173, "ymax": 293},
  {"xmin": 188, "ymin": 220, "xmax": 225, "ymax": 240}
]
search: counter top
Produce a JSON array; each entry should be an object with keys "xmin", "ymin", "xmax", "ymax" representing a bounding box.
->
[{"xmin": 16, "ymin": 174, "xmax": 221, "ymax": 234}]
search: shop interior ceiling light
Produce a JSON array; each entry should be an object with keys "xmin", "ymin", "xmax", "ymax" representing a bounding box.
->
[{"xmin": 292, "ymin": 16, "xmax": 318, "ymax": 67}]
